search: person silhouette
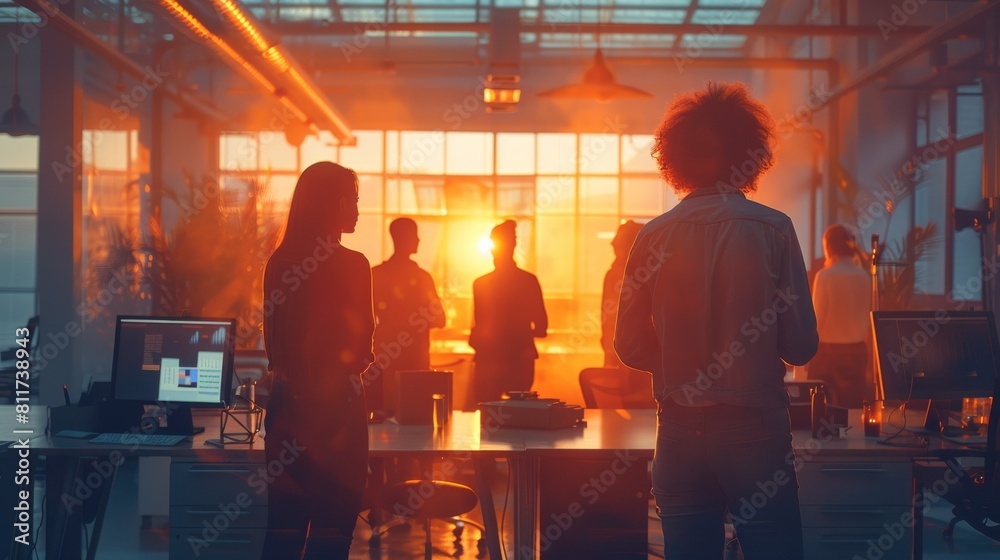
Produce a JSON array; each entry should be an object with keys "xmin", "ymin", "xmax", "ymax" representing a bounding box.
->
[
  {"xmin": 602, "ymin": 220, "xmax": 644, "ymax": 368},
  {"xmin": 261, "ymin": 162, "xmax": 373, "ymax": 559},
  {"xmin": 615, "ymin": 82, "xmax": 817, "ymax": 560},
  {"xmin": 469, "ymin": 220, "xmax": 547, "ymax": 404},
  {"xmin": 369, "ymin": 218, "xmax": 445, "ymax": 415},
  {"xmin": 808, "ymin": 224, "xmax": 871, "ymax": 408}
]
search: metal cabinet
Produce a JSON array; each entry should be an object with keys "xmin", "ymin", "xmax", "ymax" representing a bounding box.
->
[
  {"xmin": 169, "ymin": 461, "xmax": 267, "ymax": 560},
  {"xmin": 798, "ymin": 458, "xmax": 913, "ymax": 560}
]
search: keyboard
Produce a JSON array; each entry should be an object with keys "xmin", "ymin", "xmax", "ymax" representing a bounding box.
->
[
  {"xmin": 942, "ymin": 434, "xmax": 988, "ymax": 446},
  {"xmin": 88, "ymin": 433, "xmax": 187, "ymax": 446}
]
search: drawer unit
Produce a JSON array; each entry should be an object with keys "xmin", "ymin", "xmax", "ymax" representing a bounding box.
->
[
  {"xmin": 803, "ymin": 528, "xmax": 911, "ymax": 560},
  {"xmin": 170, "ymin": 462, "xmax": 269, "ymax": 506},
  {"xmin": 801, "ymin": 505, "xmax": 909, "ymax": 528},
  {"xmin": 797, "ymin": 458, "xmax": 912, "ymax": 560},
  {"xmin": 170, "ymin": 526, "xmax": 266, "ymax": 560},
  {"xmin": 169, "ymin": 505, "xmax": 268, "ymax": 529},
  {"xmin": 170, "ymin": 461, "xmax": 267, "ymax": 559},
  {"xmin": 798, "ymin": 460, "xmax": 911, "ymax": 505}
]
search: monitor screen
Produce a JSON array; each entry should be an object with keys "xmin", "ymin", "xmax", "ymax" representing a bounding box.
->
[
  {"xmin": 872, "ymin": 311, "xmax": 999, "ymax": 401},
  {"xmin": 111, "ymin": 316, "xmax": 236, "ymax": 407}
]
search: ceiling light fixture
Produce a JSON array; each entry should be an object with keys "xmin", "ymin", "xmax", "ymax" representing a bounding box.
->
[
  {"xmin": 484, "ymin": 7, "xmax": 521, "ymax": 112},
  {"xmin": 483, "ymin": 75, "xmax": 521, "ymax": 112},
  {"xmin": 1, "ymin": 10, "xmax": 39, "ymax": 136},
  {"xmin": 538, "ymin": 48, "xmax": 653, "ymax": 103},
  {"xmin": 538, "ymin": 1, "xmax": 652, "ymax": 103}
]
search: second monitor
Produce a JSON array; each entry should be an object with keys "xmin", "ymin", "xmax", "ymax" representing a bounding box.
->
[{"xmin": 872, "ymin": 310, "xmax": 999, "ymax": 402}]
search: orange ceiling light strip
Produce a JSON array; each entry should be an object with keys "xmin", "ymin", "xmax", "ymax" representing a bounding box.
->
[
  {"xmin": 262, "ymin": 45, "xmax": 291, "ymax": 73},
  {"xmin": 213, "ymin": 0, "xmax": 271, "ymax": 54},
  {"xmin": 159, "ymin": 0, "xmax": 276, "ymax": 94},
  {"xmin": 207, "ymin": 0, "xmax": 354, "ymax": 144}
]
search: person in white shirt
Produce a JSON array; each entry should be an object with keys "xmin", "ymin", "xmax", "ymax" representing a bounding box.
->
[{"xmin": 809, "ymin": 224, "xmax": 872, "ymax": 408}]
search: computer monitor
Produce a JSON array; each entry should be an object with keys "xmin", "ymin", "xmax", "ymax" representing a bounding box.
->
[
  {"xmin": 111, "ymin": 315, "xmax": 236, "ymax": 435},
  {"xmin": 872, "ymin": 310, "xmax": 999, "ymax": 431}
]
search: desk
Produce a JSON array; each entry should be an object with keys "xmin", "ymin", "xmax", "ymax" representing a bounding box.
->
[
  {"xmin": 6, "ymin": 408, "xmax": 517, "ymax": 560},
  {"xmin": 3, "ymin": 406, "xmax": 979, "ymax": 560},
  {"xmin": 516, "ymin": 409, "xmax": 951, "ymax": 560}
]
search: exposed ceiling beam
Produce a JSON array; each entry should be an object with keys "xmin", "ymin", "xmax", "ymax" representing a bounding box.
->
[
  {"xmin": 203, "ymin": 0, "xmax": 354, "ymax": 144},
  {"xmin": 13, "ymin": 0, "xmax": 228, "ymax": 122},
  {"xmin": 812, "ymin": 0, "xmax": 1000, "ymax": 112},
  {"xmin": 268, "ymin": 21, "xmax": 929, "ymax": 37},
  {"xmin": 151, "ymin": 0, "xmax": 353, "ymax": 144},
  {"xmin": 307, "ymin": 55, "xmax": 839, "ymax": 72}
]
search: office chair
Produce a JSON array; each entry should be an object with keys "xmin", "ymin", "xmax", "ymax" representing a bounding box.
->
[
  {"xmin": 933, "ymin": 393, "xmax": 1000, "ymax": 545},
  {"xmin": 579, "ymin": 367, "xmax": 655, "ymax": 409},
  {"xmin": 377, "ymin": 479, "xmax": 483, "ymax": 559}
]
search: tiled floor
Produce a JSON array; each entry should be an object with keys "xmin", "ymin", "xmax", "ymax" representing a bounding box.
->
[{"xmin": 30, "ymin": 457, "xmax": 1000, "ymax": 559}]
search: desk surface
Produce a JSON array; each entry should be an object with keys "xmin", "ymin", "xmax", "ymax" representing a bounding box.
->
[{"xmin": 0, "ymin": 406, "xmax": 970, "ymax": 459}]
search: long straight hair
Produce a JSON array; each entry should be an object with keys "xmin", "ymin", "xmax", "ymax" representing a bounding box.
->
[{"xmin": 277, "ymin": 161, "xmax": 358, "ymax": 253}]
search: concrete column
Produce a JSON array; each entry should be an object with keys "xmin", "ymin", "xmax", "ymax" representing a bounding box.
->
[{"xmin": 36, "ymin": 0, "xmax": 82, "ymax": 405}]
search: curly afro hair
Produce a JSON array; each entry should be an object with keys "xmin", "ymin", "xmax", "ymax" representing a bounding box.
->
[{"xmin": 652, "ymin": 82, "xmax": 776, "ymax": 195}]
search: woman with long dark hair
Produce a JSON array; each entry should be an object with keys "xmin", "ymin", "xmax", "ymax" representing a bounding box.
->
[{"xmin": 261, "ymin": 161, "xmax": 373, "ymax": 559}]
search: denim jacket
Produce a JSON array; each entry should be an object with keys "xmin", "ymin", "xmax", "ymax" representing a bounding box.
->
[{"xmin": 614, "ymin": 186, "xmax": 819, "ymax": 408}]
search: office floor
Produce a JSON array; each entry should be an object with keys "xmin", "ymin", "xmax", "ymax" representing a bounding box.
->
[{"xmin": 29, "ymin": 457, "xmax": 1000, "ymax": 559}]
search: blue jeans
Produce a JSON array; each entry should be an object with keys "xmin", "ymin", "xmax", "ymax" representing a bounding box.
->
[{"xmin": 652, "ymin": 401, "xmax": 804, "ymax": 559}]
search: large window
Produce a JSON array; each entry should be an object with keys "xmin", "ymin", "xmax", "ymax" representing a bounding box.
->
[
  {"xmin": 220, "ymin": 129, "xmax": 671, "ymax": 349},
  {"xmin": 0, "ymin": 136, "xmax": 38, "ymax": 338},
  {"xmin": 951, "ymin": 82, "xmax": 985, "ymax": 300},
  {"xmin": 910, "ymin": 81, "xmax": 985, "ymax": 301}
]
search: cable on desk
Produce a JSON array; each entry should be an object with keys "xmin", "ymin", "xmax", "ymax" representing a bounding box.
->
[
  {"xmin": 501, "ymin": 458, "xmax": 511, "ymax": 560},
  {"xmin": 878, "ymin": 400, "xmax": 929, "ymax": 448},
  {"xmin": 879, "ymin": 402, "xmax": 928, "ymax": 447},
  {"xmin": 31, "ymin": 483, "xmax": 45, "ymax": 560},
  {"xmin": 875, "ymin": 380, "xmax": 929, "ymax": 447}
]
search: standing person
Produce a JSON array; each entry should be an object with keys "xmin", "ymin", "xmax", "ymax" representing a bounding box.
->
[
  {"xmin": 469, "ymin": 220, "xmax": 548, "ymax": 405},
  {"xmin": 808, "ymin": 224, "xmax": 871, "ymax": 408},
  {"xmin": 370, "ymin": 217, "xmax": 446, "ymax": 415},
  {"xmin": 615, "ymin": 82, "xmax": 818, "ymax": 560},
  {"xmin": 262, "ymin": 161, "xmax": 374, "ymax": 559},
  {"xmin": 601, "ymin": 220, "xmax": 644, "ymax": 368}
]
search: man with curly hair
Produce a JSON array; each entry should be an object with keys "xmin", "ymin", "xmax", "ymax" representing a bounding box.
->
[{"xmin": 615, "ymin": 82, "xmax": 818, "ymax": 559}]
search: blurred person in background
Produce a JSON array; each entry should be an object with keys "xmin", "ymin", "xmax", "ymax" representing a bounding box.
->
[
  {"xmin": 370, "ymin": 218, "xmax": 445, "ymax": 417},
  {"xmin": 807, "ymin": 224, "xmax": 871, "ymax": 408},
  {"xmin": 602, "ymin": 220, "xmax": 644, "ymax": 368},
  {"xmin": 469, "ymin": 220, "xmax": 548, "ymax": 404}
]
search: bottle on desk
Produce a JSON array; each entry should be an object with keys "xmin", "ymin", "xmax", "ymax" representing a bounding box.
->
[{"xmin": 811, "ymin": 385, "xmax": 827, "ymax": 439}]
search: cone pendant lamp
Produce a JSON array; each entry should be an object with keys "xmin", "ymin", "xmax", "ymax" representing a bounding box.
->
[{"xmin": 538, "ymin": 48, "xmax": 652, "ymax": 103}]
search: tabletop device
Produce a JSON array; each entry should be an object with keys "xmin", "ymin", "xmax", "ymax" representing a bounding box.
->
[
  {"xmin": 479, "ymin": 391, "xmax": 585, "ymax": 429},
  {"xmin": 111, "ymin": 315, "xmax": 236, "ymax": 436},
  {"xmin": 872, "ymin": 310, "xmax": 999, "ymax": 433},
  {"xmin": 88, "ymin": 432, "xmax": 186, "ymax": 446}
]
